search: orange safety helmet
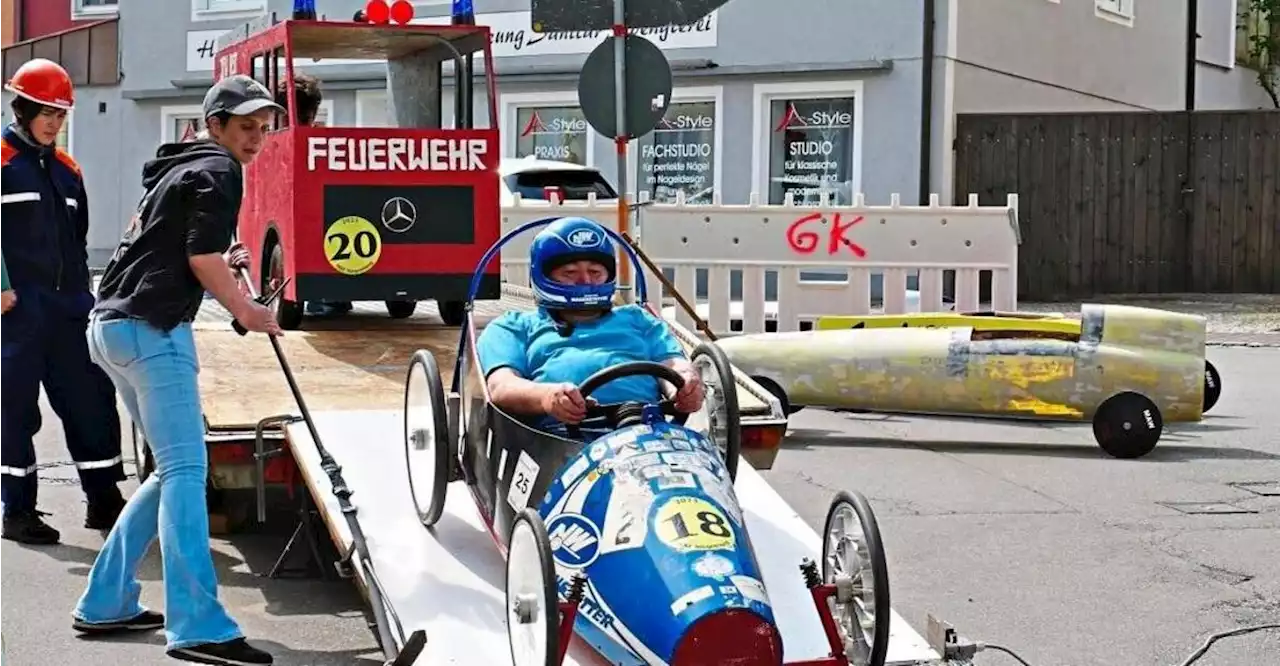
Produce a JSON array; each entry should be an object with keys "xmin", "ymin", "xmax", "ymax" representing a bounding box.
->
[{"xmin": 4, "ymin": 58, "xmax": 75, "ymax": 110}]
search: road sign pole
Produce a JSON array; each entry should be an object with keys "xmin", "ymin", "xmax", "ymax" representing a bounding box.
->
[{"xmin": 612, "ymin": 0, "xmax": 633, "ymax": 303}]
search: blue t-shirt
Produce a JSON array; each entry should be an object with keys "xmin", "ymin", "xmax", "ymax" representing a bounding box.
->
[{"xmin": 476, "ymin": 304, "xmax": 686, "ymax": 410}]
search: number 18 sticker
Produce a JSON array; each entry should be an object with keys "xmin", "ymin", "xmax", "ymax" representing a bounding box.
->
[{"xmin": 654, "ymin": 495, "xmax": 735, "ymax": 553}]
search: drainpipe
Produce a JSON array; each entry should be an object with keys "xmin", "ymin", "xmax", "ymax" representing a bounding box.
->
[
  {"xmin": 1181, "ymin": 0, "xmax": 1198, "ymax": 290},
  {"xmin": 918, "ymin": 0, "xmax": 936, "ymax": 205}
]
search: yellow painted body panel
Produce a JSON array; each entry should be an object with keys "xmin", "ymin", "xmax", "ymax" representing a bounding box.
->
[
  {"xmin": 816, "ymin": 312, "xmax": 1082, "ymax": 336},
  {"xmin": 723, "ymin": 304, "xmax": 1207, "ymax": 423}
]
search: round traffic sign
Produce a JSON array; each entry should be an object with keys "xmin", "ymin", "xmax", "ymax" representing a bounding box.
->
[{"xmin": 577, "ymin": 34, "xmax": 673, "ymax": 140}]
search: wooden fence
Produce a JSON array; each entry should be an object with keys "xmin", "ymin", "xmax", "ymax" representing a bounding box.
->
[{"xmin": 954, "ymin": 110, "xmax": 1279, "ymax": 299}]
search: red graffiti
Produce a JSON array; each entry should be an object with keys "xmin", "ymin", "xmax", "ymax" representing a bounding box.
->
[{"xmin": 785, "ymin": 212, "xmax": 867, "ymax": 257}]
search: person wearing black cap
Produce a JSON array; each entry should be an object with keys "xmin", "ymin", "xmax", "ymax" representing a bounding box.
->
[{"xmin": 70, "ymin": 75, "xmax": 282, "ymax": 666}]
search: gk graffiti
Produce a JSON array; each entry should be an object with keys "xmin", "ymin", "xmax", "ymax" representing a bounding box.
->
[{"xmin": 785, "ymin": 212, "xmax": 867, "ymax": 257}]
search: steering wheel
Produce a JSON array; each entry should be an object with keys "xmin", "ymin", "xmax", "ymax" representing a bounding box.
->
[{"xmin": 564, "ymin": 361, "xmax": 689, "ymax": 438}]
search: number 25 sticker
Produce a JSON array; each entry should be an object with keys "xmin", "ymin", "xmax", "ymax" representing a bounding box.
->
[
  {"xmin": 654, "ymin": 496, "xmax": 735, "ymax": 552},
  {"xmin": 325, "ymin": 216, "xmax": 382, "ymax": 276}
]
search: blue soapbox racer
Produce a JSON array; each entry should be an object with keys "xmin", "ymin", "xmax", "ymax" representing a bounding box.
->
[{"xmin": 400, "ymin": 217, "xmax": 893, "ymax": 666}]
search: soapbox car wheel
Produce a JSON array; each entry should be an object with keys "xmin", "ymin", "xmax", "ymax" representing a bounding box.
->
[
  {"xmin": 1092, "ymin": 391, "xmax": 1163, "ymax": 459},
  {"xmin": 822, "ymin": 490, "xmax": 890, "ymax": 666},
  {"xmin": 131, "ymin": 422, "xmax": 155, "ymax": 483},
  {"xmin": 1203, "ymin": 360, "xmax": 1222, "ymax": 413},
  {"xmin": 566, "ymin": 361, "xmax": 692, "ymax": 439},
  {"xmin": 506, "ymin": 509, "xmax": 560, "ymax": 666},
  {"xmin": 691, "ymin": 342, "xmax": 742, "ymax": 482},
  {"xmin": 404, "ymin": 349, "xmax": 454, "ymax": 527}
]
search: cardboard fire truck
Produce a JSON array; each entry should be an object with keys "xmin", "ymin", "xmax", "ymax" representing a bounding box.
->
[{"xmin": 212, "ymin": 10, "xmax": 501, "ymax": 329}]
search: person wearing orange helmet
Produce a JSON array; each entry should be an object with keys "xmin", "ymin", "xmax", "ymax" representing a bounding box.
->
[{"xmin": 1, "ymin": 58, "xmax": 128, "ymax": 546}]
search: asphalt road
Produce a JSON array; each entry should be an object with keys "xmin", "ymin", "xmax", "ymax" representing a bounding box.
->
[{"xmin": 3, "ymin": 347, "xmax": 1278, "ymax": 666}]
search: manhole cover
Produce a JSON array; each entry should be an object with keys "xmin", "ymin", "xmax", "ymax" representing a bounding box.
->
[
  {"xmin": 1229, "ymin": 481, "xmax": 1280, "ymax": 497},
  {"xmin": 1157, "ymin": 501, "xmax": 1257, "ymax": 515}
]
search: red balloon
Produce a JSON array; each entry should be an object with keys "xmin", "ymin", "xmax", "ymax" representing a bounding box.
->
[
  {"xmin": 390, "ymin": 0, "xmax": 415, "ymax": 24},
  {"xmin": 364, "ymin": 0, "xmax": 389, "ymax": 24}
]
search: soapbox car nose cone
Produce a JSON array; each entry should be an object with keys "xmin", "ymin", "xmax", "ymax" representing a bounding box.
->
[{"xmin": 671, "ymin": 608, "xmax": 783, "ymax": 666}]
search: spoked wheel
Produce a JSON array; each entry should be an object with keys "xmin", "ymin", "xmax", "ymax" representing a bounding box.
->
[
  {"xmin": 1203, "ymin": 360, "xmax": 1222, "ymax": 414},
  {"xmin": 404, "ymin": 349, "xmax": 454, "ymax": 527},
  {"xmin": 822, "ymin": 490, "xmax": 891, "ymax": 666},
  {"xmin": 1092, "ymin": 391, "xmax": 1162, "ymax": 459},
  {"xmin": 131, "ymin": 422, "xmax": 155, "ymax": 483},
  {"xmin": 506, "ymin": 508, "xmax": 560, "ymax": 666},
  {"xmin": 266, "ymin": 243, "xmax": 303, "ymax": 330},
  {"xmin": 691, "ymin": 342, "xmax": 741, "ymax": 482}
]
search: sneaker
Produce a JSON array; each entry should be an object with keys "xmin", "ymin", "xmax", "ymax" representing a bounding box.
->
[
  {"xmin": 73, "ymin": 610, "xmax": 165, "ymax": 635},
  {"xmin": 2, "ymin": 510, "xmax": 60, "ymax": 545},
  {"xmin": 84, "ymin": 488, "xmax": 127, "ymax": 530},
  {"xmin": 167, "ymin": 638, "xmax": 273, "ymax": 665}
]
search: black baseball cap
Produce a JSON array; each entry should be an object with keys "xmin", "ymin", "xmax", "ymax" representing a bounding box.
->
[{"xmin": 202, "ymin": 74, "xmax": 284, "ymax": 119}]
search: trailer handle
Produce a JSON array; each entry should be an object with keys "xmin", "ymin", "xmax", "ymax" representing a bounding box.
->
[{"xmin": 253, "ymin": 414, "xmax": 302, "ymax": 524}]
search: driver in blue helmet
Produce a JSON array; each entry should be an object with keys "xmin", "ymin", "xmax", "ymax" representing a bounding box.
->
[{"xmin": 476, "ymin": 217, "xmax": 705, "ymax": 437}]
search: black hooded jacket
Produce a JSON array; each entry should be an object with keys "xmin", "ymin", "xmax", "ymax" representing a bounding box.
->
[{"xmin": 94, "ymin": 140, "xmax": 244, "ymax": 331}]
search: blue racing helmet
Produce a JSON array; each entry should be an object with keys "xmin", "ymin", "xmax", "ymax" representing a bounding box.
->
[{"xmin": 529, "ymin": 217, "xmax": 617, "ymax": 311}]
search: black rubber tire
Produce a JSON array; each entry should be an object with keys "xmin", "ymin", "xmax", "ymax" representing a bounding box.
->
[
  {"xmin": 1203, "ymin": 359, "xmax": 1222, "ymax": 414},
  {"xmin": 506, "ymin": 508, "xmax": 560, "ymax": 666},
  {"xmin": 386, "ymin": 300, "xmax": 418, "ymax": 319},
  {"xmin": 692, "ymin": 342, "xmax": 742, "ymax": 482},
  {"xmin": 439, "ymin": 300, "xmax": 466, "ymax": 327},
  {"xmin": 403, "ymin": 350, "xmax": 453, "ymax": 527},
  {"xmin": 266, "ymin": 242, "xmax": 304, "ymax": 330},
  {"xmin": 131, "ymin": 422, "xmax": 155, "ymax": 483},
  {"xmin": 1092, "ymin": 391, "xmax": 1163, "ymax": 459},
  {"xmin": 822, "ymin": 490, "xmax": 891, "ymax": 666}
]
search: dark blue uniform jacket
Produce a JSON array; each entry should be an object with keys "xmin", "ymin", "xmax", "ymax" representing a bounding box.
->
[{"xmin": 1, "ymin": 124, "xmax": 93, "ymax": 319}]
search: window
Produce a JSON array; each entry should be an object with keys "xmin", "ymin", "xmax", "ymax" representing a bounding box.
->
[
  {"xmin": 500, "ymin": 92, "xmax": 594, "ymax": 166},
  {"xmin": 759, "ymin": 94, "xmax": 859, "ymax": 206},
  {"xmin": 191, "ymin": 0, "xmax": 268, "ymax": 22},
  {"xmin": 1095, "ymin": 0, "xmax": 1134, "ymax": 27},
  {"xmin": 72, "ymin": 0, "xmax": 117, "ymax": 19},
  {"xmin": 635, "ymin": 87, "xmax": 722, "ymax": 205},
  {"xmin": 1236, "ymin": 2, "xmax": 1280, "ymax": 70}
]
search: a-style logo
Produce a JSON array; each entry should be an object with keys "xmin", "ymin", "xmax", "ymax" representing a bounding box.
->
[
  {"xmin": 659, "ymin": 113, "xmax": 714, "ymax": 131},
  {"xmin": 520, "ymin": 110, "xmax": 588, "ymax": 136},
  {"xmin": 547, "ymin": 513, "xmax": 601, "ymax": 568},
  {"xmin": 567, "ymin": 228, "xmax": 601, "ymax": 248},
  {"xmin": 773, "ymin": 102, "xmax": 853, "ymax": 132},
  {"xmin": 380, "ymin": 196, "xmax": 417, "ymax": 233}
]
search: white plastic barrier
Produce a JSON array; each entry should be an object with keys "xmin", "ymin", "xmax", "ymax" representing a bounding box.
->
[{"xmin": 497, "ymin": 191, "xmax": 1020, "ymax": 336}]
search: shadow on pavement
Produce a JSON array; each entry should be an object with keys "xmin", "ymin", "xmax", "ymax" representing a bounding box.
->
[
  {"xmin": 72, "ymin": 631, "xmax": 383, "ymax": 665},
  {"xmin": 783, "ymin": 428, "xmax": 1280, "ymax": 462}
]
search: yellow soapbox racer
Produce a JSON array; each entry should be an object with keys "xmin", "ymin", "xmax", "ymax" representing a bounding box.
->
[{"xmin": 717, "ymin": 304, "xmax": 1222, "ymax": 459}]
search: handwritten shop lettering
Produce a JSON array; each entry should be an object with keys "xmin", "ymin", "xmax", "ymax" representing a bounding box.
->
[
  {"xmin": 785, "ymin": 212, "xmax": 867, "ymax": 257},
  {"xmin": 494, "ymin": 15, "xmax": 714, "ymax": 53},
  {"xmin": 306, "ymin": 137, "xmax": 489, "ymax": 172}
]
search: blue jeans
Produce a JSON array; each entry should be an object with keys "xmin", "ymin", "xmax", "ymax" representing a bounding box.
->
[{"xmin": 73, "ymin": 315, "xmax": 242, "ymax": 649}]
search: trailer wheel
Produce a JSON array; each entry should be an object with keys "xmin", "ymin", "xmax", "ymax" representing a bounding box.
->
[
  {"xmin": 1203, "ymin": 360, "xmax": 1222, "ymax": 414},
  {"xmin": 506, "ymin": 508, "xmax": 559, "ymax": 666},
  {"xmin": 438, "ymin": 300, "xmax": 466, "ymax": 327},
  {"xmin": 692, "ymin": 342, "xmax": 742, "ymax": 483},
  {"xmin": 131, "ymin": 422, "xmax": 155, "ymax": 483},
  {"xmin": 266, "ymin": 242, "xmax": 303, "ymax": 330},
  {"xmin": 1092, "ymin": 391, "xmax": 1162, "ymax": 459},
  {"xmin": 751, "ymin": 375, "xmax": 802, "ymax": 416},
  {"xmin": 822, "ymin": 490, "xmax": 890, "ymax": 666},
  {"xmin": 404, "ymin": 349, "xmax": 454, "ymax": 527}
]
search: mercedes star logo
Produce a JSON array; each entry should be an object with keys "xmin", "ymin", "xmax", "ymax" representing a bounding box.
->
[{"xmin": 381, "ymin": 196, "xmax": 417, "ymax": 233}]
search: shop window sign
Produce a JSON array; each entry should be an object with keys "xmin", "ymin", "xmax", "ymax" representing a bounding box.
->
[
  {"xmin": 515, "ymin": 106, "xmax": 589, "ymax": 165},
  {"xmin": 637, "ymin": 101, "xmax": 716, "ymax": 204},
  {"xmin": 767, "ymin": 97, "xmax": 855, "ymax": 206}
]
